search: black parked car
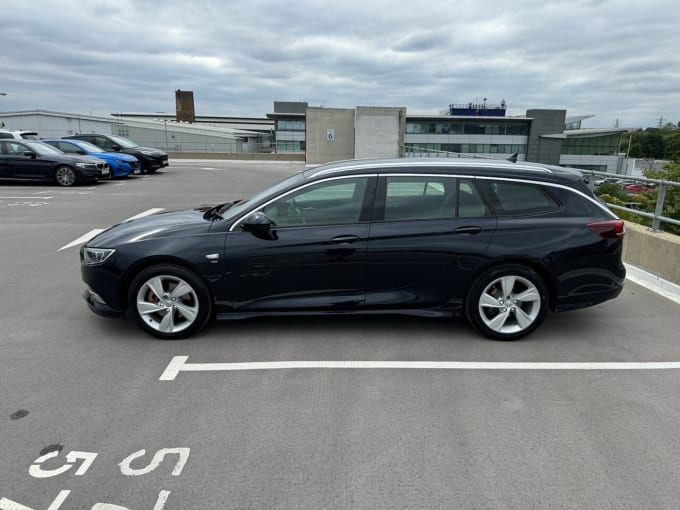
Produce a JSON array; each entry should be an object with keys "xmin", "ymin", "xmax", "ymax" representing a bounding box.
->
[
  {"xmin": 81, "ymin": 158, "xmax": 625, "ymax": 340},
  {"xmin": 64, "ymin": 134, "xmax": 168, "ymax": 173},
  {"xmin": 0, "ymin": 139, "xmax": 109, "ymax": 186}
]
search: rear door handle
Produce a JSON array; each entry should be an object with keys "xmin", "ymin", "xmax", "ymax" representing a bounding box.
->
[
  {"xmin": 454, "ymin": 226, "xmax": 482, "ymax": 235},
  {"xmin": 329, "ymin": 235, "xmax": 360, "ymax": 244}
]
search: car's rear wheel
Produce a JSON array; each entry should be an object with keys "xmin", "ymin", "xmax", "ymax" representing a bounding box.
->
[
  {"xmin": 465, "ymin": 264, "xmax": 548, "ymax": 341},
  {"xmin": 55, "ymin": 165, "xmax": 77, "ymax": 187},
  {"xmin": 127, "ymin": 264, "xmax": 213, "ymax": 339}
]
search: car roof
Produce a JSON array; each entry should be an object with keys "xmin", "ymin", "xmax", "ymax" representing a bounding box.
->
[{"xmin": 303, "ymin": 157, "xmax": 585, "ymax": 186}]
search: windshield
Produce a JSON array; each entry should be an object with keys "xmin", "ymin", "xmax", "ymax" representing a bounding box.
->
[
  {"xmin": 223, "ymin": 172, "xmax": 306, "ymax": 221},
  {"xmin": 24, "ymin": 141, "xmax": 66, "ymax": 156},
  {"xmin": 108, "ymin": 135, "xmax": 139, "ymax": 148}
]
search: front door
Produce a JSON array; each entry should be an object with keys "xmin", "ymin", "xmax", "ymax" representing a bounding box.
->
[
  {"xmin": 218, "ymin": 176, "xmax": 375, "ymax": 312},
  {"xmin": 6, "ymin": 141, "xmax": 51, "ymax": 180}
]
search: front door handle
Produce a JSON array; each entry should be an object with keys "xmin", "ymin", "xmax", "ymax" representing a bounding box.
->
[
  {"xmin": 329, "ymin": 235, "xmax": 360, "ymax": 244},
  {"xmin": 454, "ymin": 226, "xmax": 482, "ymax": 235}
]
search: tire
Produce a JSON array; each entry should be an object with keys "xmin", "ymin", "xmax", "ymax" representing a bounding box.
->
[
  {"xmin": 127, "ymin": 264, "xmax": 213, "ymax": 339},
  {"xmin": 465, "ymin": 264, "xmax": 548, "ymax": 341},
  {"xmin": 55, "ymin": 165, "xmax": 78, "ymax": 187}
]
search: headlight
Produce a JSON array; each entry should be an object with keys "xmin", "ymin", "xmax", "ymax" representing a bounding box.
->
[
  {"xmin": 76, "ymin": 162, "xmax": 97, "ymax": 169},
  {"xmin": 82, "ymin": 247, "xmax": 116, "ymax": 266},
  {"xmin": 139, "ymin": 150, "xmax": 158, "ymax": 156}
]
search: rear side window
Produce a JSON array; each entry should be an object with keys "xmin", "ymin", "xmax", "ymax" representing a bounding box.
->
[
  {"xmin": 381, "ymin": 176, "xmax": 489, "ymax": 221},
  {"xmin": 481, "ymin": 180, "xmax": 560, "ymax": 215}
]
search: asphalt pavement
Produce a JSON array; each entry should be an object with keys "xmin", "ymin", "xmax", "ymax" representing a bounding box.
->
[{"xmin": 2, "ymin": 160, "xmax": 680, "ymax": 510}]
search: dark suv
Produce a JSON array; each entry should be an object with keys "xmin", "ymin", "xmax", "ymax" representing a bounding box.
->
[{"xmin": 64, "ymin": 134, "xmax": 168, "ymax": 173}]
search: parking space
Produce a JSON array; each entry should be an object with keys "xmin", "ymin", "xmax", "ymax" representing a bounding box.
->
[{"xmin": 2, "ymin": 160, "xmax": 680, "ymax": 509}]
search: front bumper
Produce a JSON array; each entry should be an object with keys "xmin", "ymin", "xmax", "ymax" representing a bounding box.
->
[
  {"xmin": 82, "ymin": 287, "xmax": 122, "ymax": 318},
  {"xmin": 140, "ymin": 154, "xmax": 169, "ymax": 170}
]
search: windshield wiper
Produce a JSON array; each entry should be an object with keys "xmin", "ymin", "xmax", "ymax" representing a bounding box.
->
[
  {"xmin": 202, "ymin": 203, "xmax": 226, "ymax": 220},
  {"xmin": 202, "ymin": 199, "xmax": 243, "ymax": 220}
]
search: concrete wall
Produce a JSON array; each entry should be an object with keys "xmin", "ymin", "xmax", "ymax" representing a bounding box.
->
[
  {"xmin": 622, "ymin": 222, "xmax": 680, "ymax": 285},
  {"xmin": 305, "ymin": 107, "xmax": 355, "ymax": 165},
  {"xmin": 354, "ymin": 107, "xmax": 405, "ymax": 159},
  {"xmin": 526, "ymin": 109, "xmax": 566, "ymax": 165}
]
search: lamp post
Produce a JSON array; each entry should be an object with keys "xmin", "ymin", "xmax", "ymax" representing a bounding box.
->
[
  {"xmin": 0, "ymin": 93, "xmax": 6, "ymax": 127},
  {"xmin": 155, "ymin": 112, "xmax": 168, "ymax": 149}
]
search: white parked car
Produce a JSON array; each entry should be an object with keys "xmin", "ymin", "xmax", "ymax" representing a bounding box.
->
[{"xmin": 0, "ymin": 129, "xmax": 40, "ymax": 140}]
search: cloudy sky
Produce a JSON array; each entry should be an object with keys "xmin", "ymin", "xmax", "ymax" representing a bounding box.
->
[{"xmin": 2, "ymin": 0, "xmax": 679, "ymax": 128}]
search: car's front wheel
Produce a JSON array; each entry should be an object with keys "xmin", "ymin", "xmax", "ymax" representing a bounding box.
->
[
  {"xmin": 55, "ymin": 165, "xmax": 78, "ymax": 187},
  {"xmin": 127, "ymin": 264, "xmax": 213, "ymax": 339},
  {"xmin": 465, "ymin": 264, "xmax": 548, "ymax": 341}
]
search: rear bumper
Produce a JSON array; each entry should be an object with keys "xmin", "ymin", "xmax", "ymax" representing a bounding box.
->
[{"xmin": 554, "ymin": 281, "xmax": 624, "ymax": 312}]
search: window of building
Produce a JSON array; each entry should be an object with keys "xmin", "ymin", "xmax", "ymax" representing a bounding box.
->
[
  {"xmin": 277, "ymin": 119, "xmax": 305, "ymax": 131},
  {"xmin": 560, "ymin": 134, "xmax": 621, "ymax": 155}
]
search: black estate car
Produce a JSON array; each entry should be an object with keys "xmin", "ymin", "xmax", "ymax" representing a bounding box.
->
[
  {"xmin": 81, "ymin": 158, "xmax": 625, "ymax": 340},
  {"xmin": 0, "ymin": 139, "xmax": 109, "ymax": 186},
  {"xmin": 64, "ymin": 134, "xmax": 168, "ymax": 173}
]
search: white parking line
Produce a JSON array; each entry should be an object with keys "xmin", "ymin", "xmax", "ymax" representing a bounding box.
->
[
  {"xmin": 0, "ymin": 196, "xmax": 53, "ymax": 199},
  {"xmin": 625, "ymin": 263, "xmax": 680, "ymax": 305},
  {"xmin": 57, "ymin": 229, "xmax": 106, "ymax": 251},
  {"xmin": 159, "ymin": 356, "xmax": 680, "ymax": 381},
  {"xmin": 124, "ymin": 208, "xmax": 165, "ymax": 221}
]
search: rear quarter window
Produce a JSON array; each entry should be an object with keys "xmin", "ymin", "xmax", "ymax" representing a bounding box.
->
[{"xmin": 482, "ymin": 180, "xmax": 560, "ymax": 215}]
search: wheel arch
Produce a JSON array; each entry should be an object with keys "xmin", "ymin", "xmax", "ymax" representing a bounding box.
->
[
  {"xmin": 119, "ymin": 255, "xmax": 212, "ymax": 313},
  {"xmin": 53, "ymin": 164, "xmax": 79, "ymax": 186},
  {"xmin": 465, "ymin": 257, "xmax": 557, "ymax": 311}
]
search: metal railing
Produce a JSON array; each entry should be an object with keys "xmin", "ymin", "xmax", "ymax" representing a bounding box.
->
[
  {"xmin": 403, "ymin": 145, "xmax": 504, "ymax": 160},
  {"xmin": 403, "ymin": 146, "xmax": 680, "ymax": 233},
  {"xmin": 143, "ymin": 140, "xmax": 273, "ymax": 153},
  {"xmin": 581, "ymin": 169, "xmax": 680, "ymax": 232}
]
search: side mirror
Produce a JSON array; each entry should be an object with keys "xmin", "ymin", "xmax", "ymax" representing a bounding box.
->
[
  {"xmin": 242, "ymin": 211, "xmax": 272, "ymax": 232},
  {"xmin": 77, "ymin": 150, "xmax": 86, "ymax": 155},
  {"xmin": 241, "ymin": 212, "xmax": 277, "ymax": 240},
  {"xmin": 22, "ymin": 151, "xmax": 36, "ymax": 158},
  {"xmin": 110, "ymin": 145, "xmax": 121, "ymax": 151}
]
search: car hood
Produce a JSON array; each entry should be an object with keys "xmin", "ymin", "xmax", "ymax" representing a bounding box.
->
[
  {"xmin": 88, "ymin": 207, "xmax": 218, "ymax": 248},
  {"xmin": 60, "ymin": 154, "xmax": 107, "ymax": 164}
]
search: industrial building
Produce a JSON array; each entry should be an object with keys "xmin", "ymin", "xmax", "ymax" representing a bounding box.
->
[
  {"xmin": 0, "ymin": 94, "xmax": 628, "ymax": 173},
  {"xmin": 268, "ymin": 101, "xmax": 627, "ymax": 171}
]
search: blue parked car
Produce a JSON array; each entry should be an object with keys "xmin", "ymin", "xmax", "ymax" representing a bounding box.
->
[{"xmin": 42, "ymin": 139, "xmax": 140, "ymax": 178}]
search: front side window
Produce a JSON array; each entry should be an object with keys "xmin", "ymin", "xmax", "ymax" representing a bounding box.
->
[
  {"xmin": 262, "ymin": 177, "xmax": 368, "ymax": 228},
  {"xmin": 94, "ymin": 136, "xmax": 116, "ymax": 150}
]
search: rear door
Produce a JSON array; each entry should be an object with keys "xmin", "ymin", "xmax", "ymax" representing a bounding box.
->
[{"xmin": 363, "ymin": 174, "xmax": 497, "ymax": 310}]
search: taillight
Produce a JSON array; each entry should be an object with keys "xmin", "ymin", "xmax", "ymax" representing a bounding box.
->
[{"xmin": 587, "ymin": 220, "xmax": 625, "ymax": 239}]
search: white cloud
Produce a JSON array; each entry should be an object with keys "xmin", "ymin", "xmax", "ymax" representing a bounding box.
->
[{"xmin": 1, "ymin": 0, "xmax": 679, "ymax": 127}]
